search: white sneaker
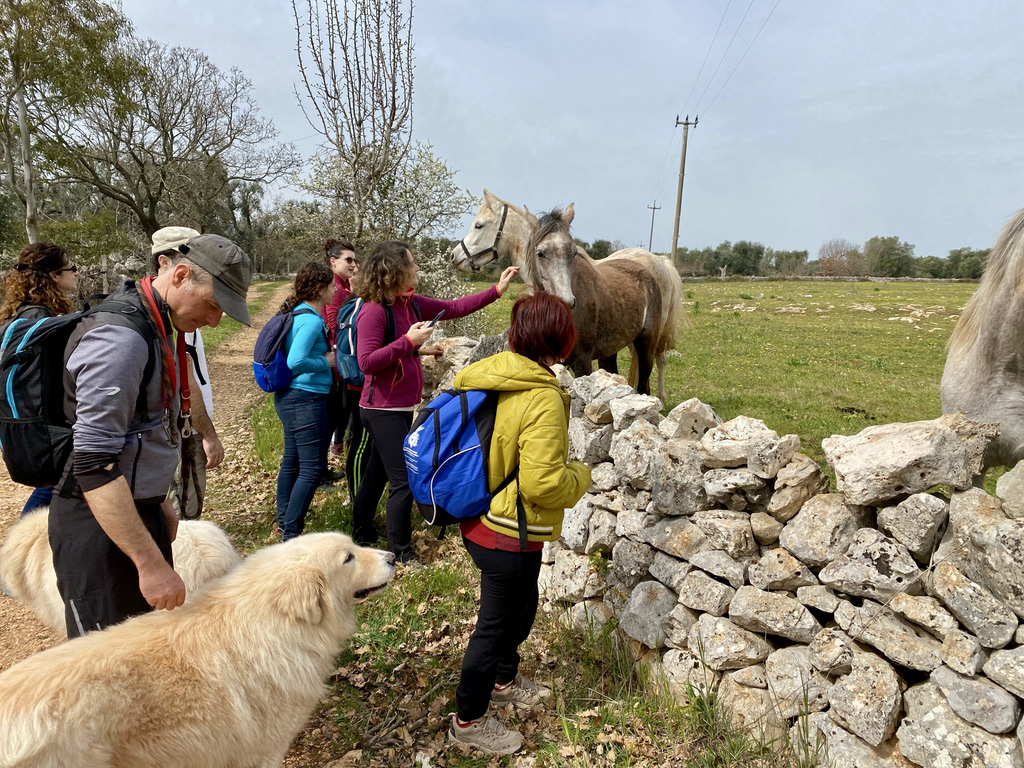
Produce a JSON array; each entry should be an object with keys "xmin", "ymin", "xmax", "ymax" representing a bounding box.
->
[
  {"xmin": 448, "ymin": 713, "xmax": 523, "ymax": 755},
  {"xmin": 491, "ymin": 674, "xmax": 550, "ymax": 708}
]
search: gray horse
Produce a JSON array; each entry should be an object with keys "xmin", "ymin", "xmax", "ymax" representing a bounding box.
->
[{"xmin": 941, "ymin": 208, "xmax": 1024, "ymax": 469}]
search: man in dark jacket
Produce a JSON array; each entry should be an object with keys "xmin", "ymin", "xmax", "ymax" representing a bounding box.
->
[{"xmin": 49, "ymin": 234, "xmax": 252, "ymax": 638}]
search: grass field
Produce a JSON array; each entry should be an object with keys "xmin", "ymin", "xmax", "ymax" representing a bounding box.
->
[{"xmin": 469, "ymin": 278, "xmax": 977, "ymax": 468}]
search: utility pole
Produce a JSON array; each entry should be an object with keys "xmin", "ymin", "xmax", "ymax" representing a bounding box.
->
[
  {"xmin": 670, "ymin": 114, "xmax": 698, "ymax": 263},
  {"xmin": 646, "ymin": 200, "xmax": 661, "ymax": 252}
]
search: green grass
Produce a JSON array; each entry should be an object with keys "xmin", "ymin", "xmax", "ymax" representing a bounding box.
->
[{"xmin": 468, "ymin": 278, "xmax": 975, "ymax": 468}]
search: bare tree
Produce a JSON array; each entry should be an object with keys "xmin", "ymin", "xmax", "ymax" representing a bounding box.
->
[
  {"xmin": 42, "ymin": 38, "xmax": 300, "ymax": 236},
  {"xmin": 817, "ymin": 237, "xmax": 865, "ymax": 276},
  {"xmin": 291, "ymin": 0, "xmax": 413, "ymax": 244}
]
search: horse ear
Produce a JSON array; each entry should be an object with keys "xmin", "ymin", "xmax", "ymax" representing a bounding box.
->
[
  {"xmin": 563, "ymin": 203, "xmax": 575, "ymax": 227},
  {"xmin": 483, "ymin": 188, "xmax": 494, "ymax": 203},
  {"xmin": 522, "ymin": 205, "xmax": 539, "ymax": 230}
]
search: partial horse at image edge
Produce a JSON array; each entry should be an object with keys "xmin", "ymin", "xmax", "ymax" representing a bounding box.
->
[{"xmin": 941, "ymin": 207, "xmax": 1024, "ymax": 470}]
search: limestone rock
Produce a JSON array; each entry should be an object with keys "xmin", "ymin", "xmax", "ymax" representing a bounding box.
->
[
  {"xmin": 809, "ymin": 627, "xmax": 855, "ymax": 675},
  {"xmin": 765, "ymin": 646, "xmax": 831, "ymax": 719},
  {"xmin": 732, "ymin": 663, "xmax": 767, "ymax": 688},
  {"xmin": 934, "ymin": 487, "xmax": 1006, "ymax": 572},
  {"xmin": 766, "ymin": 452, "xmax": 830, "ymax": 522},
  {"xmin": 897, "ymin": 681, "xmax": 1024, "ymax": 768},
  {"xmin": 828, "ymin": 651, "xmax": 903, "ymax": 747},
  {"xmin": 548, "ymin": 548, "xmax": 606, "ymax": 602},
  {"xmin": 585, "ymin": 508, "xmax": 619, "ymax": 555},
  {"xmin": 889, "ymin": 592, "xmax": 959, "ymax": 640},
  {"xmin": 615, "ymin": 506, "xmax": 661, "ymax": 541},
  {"xmin": 659, "ymin": 398, "xmax": 721, "ymax": 441},
  {"xmin": 687, "ymin": 614, "xmax": 773, "ymax": 670},
  {"xmin": 589, "ymin": 462, "xmax": 620, "ymax": 492},
  {"xmin": 748, "ymin": 433, "xmax": 801, "ymax": 480},
  {"xmin": 717, "ymin": 671, "xmax": 786, "ymax": 741},
  {"xmin": 699, "ymin": 415, "xmax": 779, "ymax": 468},
  {"xmin": 962, "ymin": 516, "xmax": 1024, "ymax": 620},
  {"xmin": 877, "ymin": 492, "xmax": 948, "ymax": 563},
  {"xmin": 609, "ymin": 419, "xmax": 665, "ymax": 490},
  {"xmin": 609, "ymin": 393, "xmax": 663, "ymax": 431},
  {"xmin": 610, "ymin": 538, "xmax": 656, "ymax": 590},
  {"xmin": 677, "ymin": 570, "xmax": 736, "ymax": 617},
  {"xmin": 565, "ymin": 600, "xmax": 616, "ymax": 637},
  {"xmin": 619, "ymin": 580, "xmax": 678, "ymax": 648},
  {"xmin": 702, "ymin": 468, "xmax": 765, "ymax": 511},
  {"xmin": 648, "ymin": 552, "xmax": 692, "ymax": 593},
  {"xmin": 664, "ymin": 603, "xmax": 700, "ymax": 648},
  {"xmin": 750, "ymin": 512, "xmax": 784, "ymax": 545},
  {"xmin": 568, "ymin": 417, "xmax": 614, "ymax": 465},
  {"xmin": 996, "ymin": 461, "xmax": 1024, "ymax": 519},
  {"xmin": 568, "ymin": 369, "xmax": 630, "ymax": 407},
  {"xmin": 983, "ymin": 647, "xmax": 1024, "ymax": 699},
  {"xmin": 649, "ymin": 439, "xmax": 708, "ymax": 516},
  {"xmin": 748, "ymin": 547, "xmax": 818, "ymax": 591},
  {"xmin": 928, "ymin": 561, "xmax": 1018, "ymax": 649},
  {"xmin": 657, "ymin": 648, "xmax": 719, "ymax": 702},
  {"xmin": 688, "ymin": 550, "xmax": 748, "ymax": 589},
  {"xmin": 692, "ymin": 510, "xmax": 757, "ymax": 559},
  {"xmin": 798, "ymin": 585, "xmax": 841, "ymax": 615},
  {"xmin": 931, "ymin": 664, "xmax": 1021, "ymax": 735},
  {"xmin": 822, "ymin": 413, "xmax": 998, "ymax": 505},
  {"xmin": 818, "ymin": 528, "xmax": 924, "ymax": 602},
  {"xmin": 561, "ymin": 494, "xmax": 596, "ymax": 552},
  {"xmin": 942, "ymin": 629, "xmax": 988, "ymax": 677},
  {"xmin": 811, "ymin": 716, "xmax": 909, "ymax": 768},
  {"xmin": 778, "ymin": 493, "xmax": 874, "ymax": 567},
  {"xmin": 729, "ymin": 586, "xmax": 822, "ymax": 644},
  {"xmin": 834, "ymin": 600, "xmax": 942, "ymax": 671},
  {"xmin": 643, "ymin": 516, "xmax": 711, "ymax": 561}
]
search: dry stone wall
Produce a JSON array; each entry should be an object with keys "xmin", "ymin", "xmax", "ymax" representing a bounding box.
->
[{"xmin": 422, "ymin": 337, "xmax": 1024, "ymax": 767}]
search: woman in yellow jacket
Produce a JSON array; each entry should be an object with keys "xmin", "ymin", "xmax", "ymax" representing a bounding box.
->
[{"xmin": 448, "ymin": 291, "xmax": 591, "ymax": 755}]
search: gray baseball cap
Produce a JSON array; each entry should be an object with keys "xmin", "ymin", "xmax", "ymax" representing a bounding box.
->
[{"xmin": 178, "ymin": 234, "xmax": 254, "ymax": 326}]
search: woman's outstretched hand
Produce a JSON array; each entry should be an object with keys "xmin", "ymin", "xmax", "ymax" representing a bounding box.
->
[{"xmin": 496, "ymin": 265, "xmax": 520, "ymax": 295}]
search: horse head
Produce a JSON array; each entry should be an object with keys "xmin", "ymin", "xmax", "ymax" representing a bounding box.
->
[
  {"xmin": 523, "ymin": 204, "xmax": 578, "ymax": 308},
  {"xmin": 451, "ymin": 189, "xmax": 509, "ymax": 272}
]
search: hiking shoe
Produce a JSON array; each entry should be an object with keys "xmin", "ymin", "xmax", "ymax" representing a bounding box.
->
[
  {"xmin": 449, "ymin": 713, "xmax": 523, "ymax": 755},
  {"xmin": 491, "ymin": 674, "xmax": 549, "ymax": 708}
]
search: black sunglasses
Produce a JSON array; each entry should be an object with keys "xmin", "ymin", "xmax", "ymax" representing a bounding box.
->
[{"xmin": 54, "ymin": 264, "xmax": 78, "ymax": 274}]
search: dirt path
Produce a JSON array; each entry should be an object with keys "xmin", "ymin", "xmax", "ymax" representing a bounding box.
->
[{"xmin": 0, "ymin": 281, "xmax": 292, "ymax": 673}]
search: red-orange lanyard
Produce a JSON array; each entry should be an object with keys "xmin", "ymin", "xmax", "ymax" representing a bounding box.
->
[{"xmin": 138, "ymin": 276, "xmax": 192, "ymax": 438}]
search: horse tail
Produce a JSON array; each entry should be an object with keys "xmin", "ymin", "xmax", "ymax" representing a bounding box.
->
[
  {"xmin": 627, "ymin": 343, "xmax": 640, "ymax": 390},
  {"xmin": 653, "ymin": 255, "xmax": 685, "ymax": 356},
  {"xmin": 948, "ymin": 208, "xmax": 1024, "ymax": 357}
]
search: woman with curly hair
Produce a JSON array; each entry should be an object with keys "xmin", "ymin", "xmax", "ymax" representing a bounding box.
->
[
  {"xmin": 273, "ymin": 261, "xmax": 336, "ymax": 540},
  {"xmin": 0, "ymin": 242, "xmax": 78, "ymax": 515},
  {"xmin": 351, "ymin": 240, "xmax": 518, "ymax": 563}
]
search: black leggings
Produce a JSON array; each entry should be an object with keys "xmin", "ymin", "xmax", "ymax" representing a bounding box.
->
[
  {"xmin": 456, "ymin": 539, "xmax": 542, "ymax": 720},
  {"xmin": 352, "ymin": 408, "xmax": 414, "ymax": 561}
]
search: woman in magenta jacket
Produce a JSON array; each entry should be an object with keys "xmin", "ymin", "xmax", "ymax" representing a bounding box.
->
[{"xmin": 351, "ymin": 240, "xmax": 518, "ymax": 563}]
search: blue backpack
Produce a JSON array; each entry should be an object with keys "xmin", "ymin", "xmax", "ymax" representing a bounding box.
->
[
  {"xmin": 334, "ymin": 299, "xmax": 415, "ymax": 387},
  {"xmin": 252, "ymin": 307, "xmax": 318, "ymax": 393},
  {"xmin": 403, "ymin": 388, "xmax": 528, "ymax": 547}
]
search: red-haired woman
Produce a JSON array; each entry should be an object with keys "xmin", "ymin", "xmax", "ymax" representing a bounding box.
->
[
  {"xmin": 0, "ymin": 242, "xmax": 78, "ymax": 515},
  {"xmin": 447, "ymin": 291, "xmax": 591, "ymax": 755}
]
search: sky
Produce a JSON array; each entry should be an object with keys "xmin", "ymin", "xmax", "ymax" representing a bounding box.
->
[{"xmin": 119, "ymin": 0, "xmax": 1024, "ymax": 259}]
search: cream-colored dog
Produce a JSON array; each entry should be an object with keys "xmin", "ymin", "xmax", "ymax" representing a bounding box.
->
[
  {"xmin": 0, "ymin": 532, "xmax": 396, "ymax": 768},
  {"xmin": 0, "ymin": 508, "xmax": 242, "ymax": 635}
]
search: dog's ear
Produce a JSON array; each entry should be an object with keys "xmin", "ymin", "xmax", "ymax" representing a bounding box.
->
[{"xmin": 267, "ymin": 564, "xmax": 327, "ymax": 624}]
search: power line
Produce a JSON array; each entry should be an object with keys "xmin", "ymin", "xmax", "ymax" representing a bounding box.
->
[
  {"xmin": 701, "ymin": 0, "xmax": 783, "ymax": 118},
  {"xmin": 679, "ymin": 0, "xmax": 734, "ymax": 117},
  {"xmin": 691, "ymin": 0, "xmax": 758, "ymax": 115}
]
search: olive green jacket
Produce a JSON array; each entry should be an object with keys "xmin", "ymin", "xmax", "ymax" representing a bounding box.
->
[{"xmin": 453, "ymin": 351, "xmax": 591, "ymax": 542}]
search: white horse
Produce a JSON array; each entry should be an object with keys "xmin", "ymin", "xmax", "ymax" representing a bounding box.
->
[
  {"xmin": 941, "ymin": 208, "xmax": 1024, "ymax": 469},
  {"xmin": 452, "ymin": 190, "xmax": 683, "ymax": 402}
]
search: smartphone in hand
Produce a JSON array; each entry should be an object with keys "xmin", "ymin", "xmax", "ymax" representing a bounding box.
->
[{"xmin": 425, "ymin": 310, "xmax": 445, "ymax": 327}]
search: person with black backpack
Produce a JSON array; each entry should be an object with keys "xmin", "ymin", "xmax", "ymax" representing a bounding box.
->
[
  {"xmin": 350, "ymin": 240, "xmax": 518, "ymax": 563},
  {"xmin": 271, "ymin": 261, "xmax": 336, "ymax": 541},
  {"xmin": 49, "ymin": 234, "xmax": 252, "ymax": 638},
  {"xmin": 447, "ymin": 291, "xmax": 590, "ymax": 755},
  {"xmin": 0, "ymin": 242, "xmax": 79, "ymax": 516}
]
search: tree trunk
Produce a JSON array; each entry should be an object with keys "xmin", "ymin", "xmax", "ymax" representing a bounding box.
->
[{"xmin": 14, "ymin": 74, "xmax": 38, "ymax": 243}]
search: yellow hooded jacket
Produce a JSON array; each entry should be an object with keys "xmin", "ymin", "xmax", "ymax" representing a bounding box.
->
[{"xmin": 453, "ymin": 351, "xmax": 591, "ymax": 543}]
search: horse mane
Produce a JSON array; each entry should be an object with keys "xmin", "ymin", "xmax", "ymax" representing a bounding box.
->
[
  {"xmin": 948, "ymin": 208, "xmax": 1024, "ymax": 356},
  {"xmin": 522, "ymin": 207, "xmax": 571, "ymax": 287}
]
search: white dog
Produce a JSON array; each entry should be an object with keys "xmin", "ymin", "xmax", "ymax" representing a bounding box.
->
[
  {"xmin": 0, "ymin": 508, "xmax": 242, "ymax": 636},
  {"xmin": 0, "ymin": 532, "xmax": 396, "ymax": 768}
]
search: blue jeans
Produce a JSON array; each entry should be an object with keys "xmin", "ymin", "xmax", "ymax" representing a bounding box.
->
[
  {"xmin": 274, "ymin": 387, "xmax": 330, "ymax": 540},
  {"xmin": 22, "ymin": 486, "xmax": 54, "ymax": 516}
]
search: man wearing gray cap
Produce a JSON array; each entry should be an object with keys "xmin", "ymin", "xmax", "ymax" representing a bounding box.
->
[
  {"xmin": 49, "ymin": 233, "xmax": 252, "ymax": 637},
  {"xmin": 151, "ymin": 227, "xmax": 223, "ymax": 520}
]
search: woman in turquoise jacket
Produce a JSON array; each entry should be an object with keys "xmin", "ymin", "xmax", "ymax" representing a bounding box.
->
[{"xmin": 274, "ymin": 261, "xmax": 336, "ymax": 540}]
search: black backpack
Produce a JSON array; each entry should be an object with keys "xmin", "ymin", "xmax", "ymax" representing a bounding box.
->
[{"xmin": 0, "ymin": 296, "xmax": 156, "ymax": 487}]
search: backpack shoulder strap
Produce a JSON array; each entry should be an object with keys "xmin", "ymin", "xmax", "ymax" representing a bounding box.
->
[
  {"xmin": 383, "ymin": 303, "xmax": 397, "ymax": 345},
  {"xmin": 87, "ymin": 296, "xmax": 158, "ymax": 421}
]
